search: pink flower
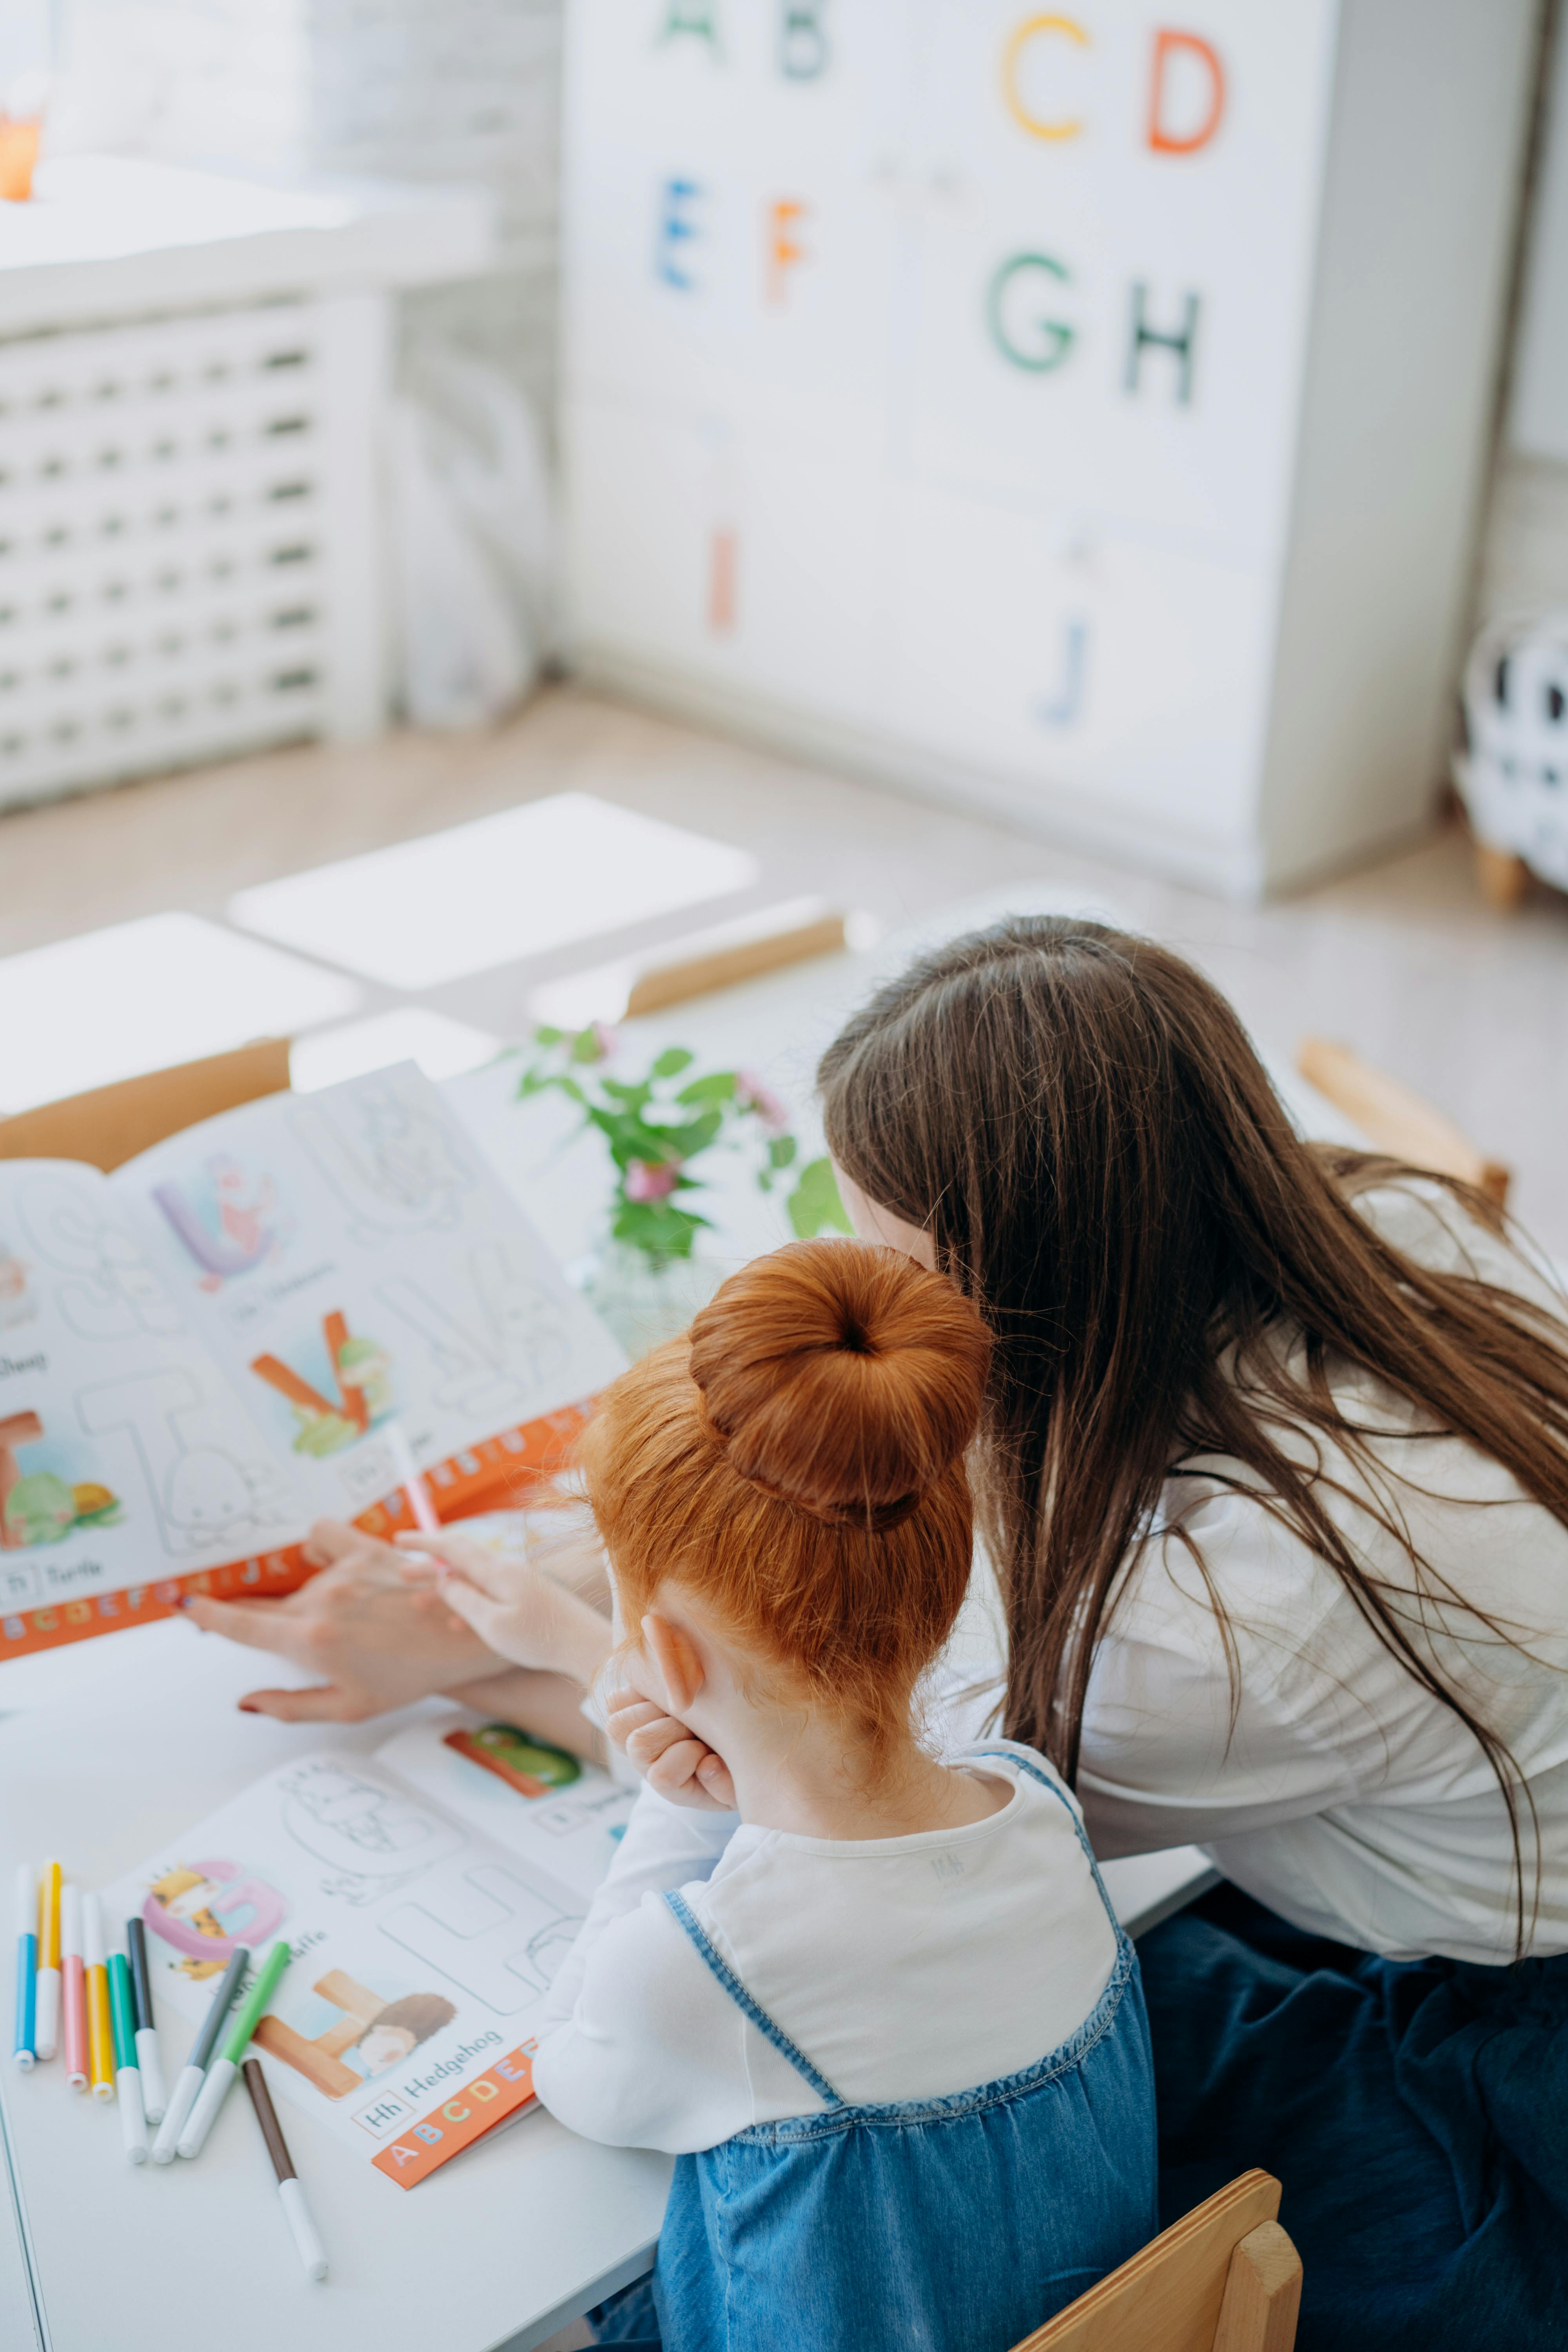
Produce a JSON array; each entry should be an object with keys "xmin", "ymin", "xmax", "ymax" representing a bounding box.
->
[
  {"xmin": 736, "ymin": 1069, "xmax": 789, "ymax": 1132},
  {"xmin": 625, "ymin": 1158, "xmax": 682, "ymax": 1202},
  {"xmin": 589, "ymin": 1021, "xmax": 619, "ymax": 1061}
]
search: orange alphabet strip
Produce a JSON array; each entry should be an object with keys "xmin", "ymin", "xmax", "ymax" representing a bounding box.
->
[
  {"xmin": 0, "ymin": 1400, "xmax": 595, "ymax": 1658},
  {"xmin": 372, "ymin": 2042, "xmax": 539, "ymax": 2187}
]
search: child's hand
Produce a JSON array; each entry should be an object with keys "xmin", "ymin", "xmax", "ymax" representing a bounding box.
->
[
  {"xmin": 395, "ymin": 1530, "xmax": 613, "ymax": 1689},
  {"xmin": 604, "ymin": 1682, "xmax": 738, "ymax": 1811}
]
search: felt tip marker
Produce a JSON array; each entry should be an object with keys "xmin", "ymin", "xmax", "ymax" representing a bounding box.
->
[
  {"xmin": 385, "ymin": 1420, "xmax": 440, "ymax": 1535},
  {"xmin": 125, "ymin": 1918, "xmax": 167, "ymax": 2122},
  {"xmin": 61, "ymin": 1884, "xmax": 87, "ymax": 2090},
  {"xmin": 12, "ymin": 1864, "xmax": 36, "ymax": 2071},
  {"xmin": 34, "ymin": 1859, "xmax": 61, "ymax": 2062},
  {"xmin": 152, "ymin": 1944, "xmax": 250, "ymax": 2165},
  {"xmin": 243, "ymin": 2059, "xmax": 328, "ymax": 2283},
  {"xmin": 83, "ymin": 1893, "xmax": 115, "ymax": 2101},
  {"xmin": 178, "ymin": 1940, "xmax": 289, "ymax": 2161},
  {"xmin": 107, "ymin": 1951, "xmax": 148, "ymax": 2163}
]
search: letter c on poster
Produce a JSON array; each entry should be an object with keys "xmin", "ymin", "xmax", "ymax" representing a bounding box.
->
[
  {"xmin": 1002, "ymin": 15, "xmax": 1089, "ymax": 142},
  {"xmin": 1147, "ymin": 29, "xmax": 1225, "ymax": 155}
]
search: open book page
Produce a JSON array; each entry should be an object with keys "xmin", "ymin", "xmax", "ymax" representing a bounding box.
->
[
  {"xmin": 0, "ymin": 1159, "xmax": 304, "ymax": 1650},
  {"xmin": 113, "ymin": 1064, "xmax": 627, "ymax": 1537},
  {"xmin": 101, "ymin": 1746, "xmax": 586, "ymax": 2187},
  {"xmin": 1, "ymin": 1067, "xmax": 626, "ymax": 1659},
  {"xmin": 376, "ymin": 1703, "xmax": 635, "ymax": 1906}
]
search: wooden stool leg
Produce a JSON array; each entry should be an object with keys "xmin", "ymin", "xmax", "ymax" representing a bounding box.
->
[
  {"xmin": 1212, "ymin": 2221, "xmax": 1303, "ymax": 2352},
  {"xmin": 1475, "ymin": 843, "xmax": 1530, "ymax": 912}
]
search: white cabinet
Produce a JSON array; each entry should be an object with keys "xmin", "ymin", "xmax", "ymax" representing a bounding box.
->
[{"xmin": 563, "ymin": 1, "xmax": 1536, "ymax": 895}]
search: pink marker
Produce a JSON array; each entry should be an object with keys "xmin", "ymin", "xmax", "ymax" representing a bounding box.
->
[
  {"xmin": 384, "ymin": 1422, "xmax": 440, "ymax": 1537},
  {"xmin": 60, "ymin": 1884, "xmax": 87, "ymax": 2091}
]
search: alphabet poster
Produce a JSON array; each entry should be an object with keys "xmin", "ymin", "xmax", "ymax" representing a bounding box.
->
[{"xmin": 563, "ymin": 0, "xmax": 1338, "ymax": 850}]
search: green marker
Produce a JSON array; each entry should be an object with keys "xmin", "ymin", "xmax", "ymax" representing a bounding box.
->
[
  {"xmin": 106, "ymin": 1951, "xmax": 149, "ymax": 2164},
  {"xmin": 176, "ymin": 1940, "xmax": 291, "ymax": 2161}
]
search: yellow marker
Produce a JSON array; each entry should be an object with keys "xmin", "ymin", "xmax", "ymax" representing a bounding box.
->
[
  {"xmin": 34, "ymin": 1860, "xmax": 62, "ymax": 2062},
  {"xmin": 83, "ymin": 1893, "xmax": 115, "ymax": 2101}
]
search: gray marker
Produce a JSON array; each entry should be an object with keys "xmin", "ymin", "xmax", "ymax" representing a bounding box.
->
[{"xmin": 150, "ymin": 1945, "xmax": 250, "ymax": 2165}]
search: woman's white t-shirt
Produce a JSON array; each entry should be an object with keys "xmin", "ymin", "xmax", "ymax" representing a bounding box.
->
[
  {"xmin": 531, "ymin": 1745, "xmax": 1119, "ymax": 2154},
  {"xmin": 569, "ymin": 1187, "xmax": 1568, "ymax": 1971}
]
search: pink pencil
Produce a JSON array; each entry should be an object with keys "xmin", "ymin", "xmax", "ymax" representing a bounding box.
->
[{"xmin": 384, "ymin": 1423, "xmax": 439, "ymax": 1536}]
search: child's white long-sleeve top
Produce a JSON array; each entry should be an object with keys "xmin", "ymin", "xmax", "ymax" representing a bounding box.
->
[{"xmin": 530, "ymin": 1741, "xmax": 1121, "ymax": 2155}]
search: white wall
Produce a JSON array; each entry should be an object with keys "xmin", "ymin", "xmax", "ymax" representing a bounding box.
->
[
  {"xmin": 46, "ymin": 0, "xmax": 1568, "ymax": 800},
  {"xmin": 53, "ymin": 0, "xmax": 564, "ymax": 426}
]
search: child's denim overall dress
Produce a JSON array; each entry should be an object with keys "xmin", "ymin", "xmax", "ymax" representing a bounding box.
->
[{"xmin": 602, "ymin": 1754, "xmax": 1157, "ymax": 2352}]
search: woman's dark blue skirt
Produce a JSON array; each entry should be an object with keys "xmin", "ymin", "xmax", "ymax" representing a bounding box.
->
[{"xmin": 1138, "ymin": 1884, "xmax": 1568, "ymax": 2352}]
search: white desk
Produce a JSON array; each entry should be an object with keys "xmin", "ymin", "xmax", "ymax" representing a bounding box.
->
[
  {"xmin": 0, "ymin": 1621, "xmax": 1216, "ymax": 2352},
  {"xmin": 0, "ymin": 1625, "xmax": 669, "ymax": 2352},
  {"xmin": 2, "ymin": 878, "xmax": 1256, "ymax": 2351}
]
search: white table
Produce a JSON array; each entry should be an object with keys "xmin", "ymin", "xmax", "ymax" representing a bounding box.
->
[
  {"xmin": 2, "ymin": 878, "xmax": 1260, "ymax": 2351},
  {"xmin": 0, "ymin": 1624, "xmax": 669, "ymax": 2352},
  {"xmin": 0, "ymin": 1621, "xmax": 1216, "ymax": 2352}
]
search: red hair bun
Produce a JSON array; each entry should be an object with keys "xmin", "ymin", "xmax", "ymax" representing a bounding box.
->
[{"xmin": 688, "ymin": 1241, "xmax": 990, "ymax": 1530}]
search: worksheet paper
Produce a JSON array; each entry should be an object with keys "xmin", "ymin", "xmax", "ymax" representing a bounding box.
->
[
  {"xmin": 0, "ymin": 1064, "xmax": 625, "ymax": 1655},
  {"xmin": 101, "ymin": 1708, "xmax": 636, "ymax": 2186}
]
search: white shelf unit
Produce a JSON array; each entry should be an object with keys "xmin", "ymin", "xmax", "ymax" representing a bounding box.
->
[
  {"xmin": 561, "ymin": 0, "xmax": 1538, "ymax": 896},
  {"xmin": 0, "ymin": 154, "xmax": 491, "ymax": 813}
]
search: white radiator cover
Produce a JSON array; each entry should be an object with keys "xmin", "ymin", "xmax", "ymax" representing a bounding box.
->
[{"xmin": 0, "ymin": 292, "xmax": 387, "ymax": 813}]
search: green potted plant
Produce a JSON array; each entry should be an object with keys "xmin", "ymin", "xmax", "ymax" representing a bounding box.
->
[{"xmin": 516, "ymin": 1022, "xmax": 850, "ymax": 1353}]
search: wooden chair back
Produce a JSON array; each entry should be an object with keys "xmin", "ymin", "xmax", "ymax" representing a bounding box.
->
[
  {"xmin": 0, "ymin": 1037, "xmax": 291, "ymax": 1172},
  {"xmin": 1010, "ymin": 2172, "xmax": 1301, "ymax": 2352},
  {"xmin": 1296, "ymin": 1034, "xmax": 1509, "ymax": 1209}
]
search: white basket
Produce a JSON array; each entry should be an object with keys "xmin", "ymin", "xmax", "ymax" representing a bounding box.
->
[{"xmin": 0, "ymin": 290, "xmax": 388, "ymax": 813}]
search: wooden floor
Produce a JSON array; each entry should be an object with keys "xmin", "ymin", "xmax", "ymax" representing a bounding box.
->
[{"xmin": 4, "ymin": 682, "xmax": 1567, "ymax": 1257}]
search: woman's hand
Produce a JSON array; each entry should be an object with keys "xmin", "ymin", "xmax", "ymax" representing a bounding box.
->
[
  {"xmin": 395, "ymin": 1529, "xmax": 614, "ymax": 1691},
  {"xmin": 183, "ymin": 1519, "xmax": 499, "ymax": 1722},
  {"xmin": 604, "ymin": 1682, "xmax": 738, "ymax": 1812}
]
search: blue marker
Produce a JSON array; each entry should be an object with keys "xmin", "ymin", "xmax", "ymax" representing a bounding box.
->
[{"xmin": 13, "ymin": 1863, "xmax": 36, "ymax": 2070}]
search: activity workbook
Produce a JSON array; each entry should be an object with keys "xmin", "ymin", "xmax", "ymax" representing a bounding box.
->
[
  {"xmin": 0, "ymin": 1065, "xmax": 626, "ymax": 1655},
  {"xmin": 101, "ymin": 1707, "xmax": 637, "ymax": 2186}
]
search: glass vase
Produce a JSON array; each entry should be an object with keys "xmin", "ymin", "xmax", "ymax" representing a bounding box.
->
[{"xmin": 573, "ymin": 1239, "xmax": 725, "ymax": 1359}]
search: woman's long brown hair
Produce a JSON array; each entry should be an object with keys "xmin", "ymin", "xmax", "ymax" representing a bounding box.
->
[{"xmin": 820, "ymin": 917, "xmax": 1568, "ymax": 1949}]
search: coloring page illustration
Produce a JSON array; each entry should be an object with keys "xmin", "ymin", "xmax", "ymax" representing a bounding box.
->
[
  {"xmin": 103, "ymin": 1746, "xmax": 595, "ymax": 2179},
  {"xmin": 279, "ymin": 1759, "xmax": 465, "ymax": 1902},
  {"xmin": 0, "ymin": 1161, "xmax": 302, "ymax": 1626},
  {"xmin": 289, "ymin": 1080, "xmax": 481, "ymax": 1239},
  {"xmin": 249, "ymin": 1306, "xmax": 397, "ymax": 1458},
  {"xmin": 76, "ymin": 1366, "xmax": 290, "ymax": 1555},
  {"xmin": 18, "ymin": 1173, "xmax": 185, "ymax": 1339},
  {"xmin": 377, "ymin": 1243, "xmax": 572, "ymax": 1418},
  {"xmin": 151, "ymin": 1150, "xmax": 294, "ymax": 1291},
  {"xmin": 382, "ymin": 1863, "xmax": 580, "ymax": 2010},
  {"xmin": 0, "ymin": 1233, "xmax": 37, "ymax": 1333},
  {"xmin": 377, "ymin": 1709, "xmax": 635, "ymax": 1903}
]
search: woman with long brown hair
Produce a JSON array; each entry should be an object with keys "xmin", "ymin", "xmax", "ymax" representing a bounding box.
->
[
  {"xmin": 195, "ymin": 915, "xmax": 1568, "ymax": 2349},
  {"xmin": 810, "ymin": 915, "xmax": 1568, "ymax": 2352}
]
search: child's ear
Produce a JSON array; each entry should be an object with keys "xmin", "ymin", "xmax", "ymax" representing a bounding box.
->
[{"xmin": 642, "ymin": 1611, "xmax": 706, "ymax": 1716}]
